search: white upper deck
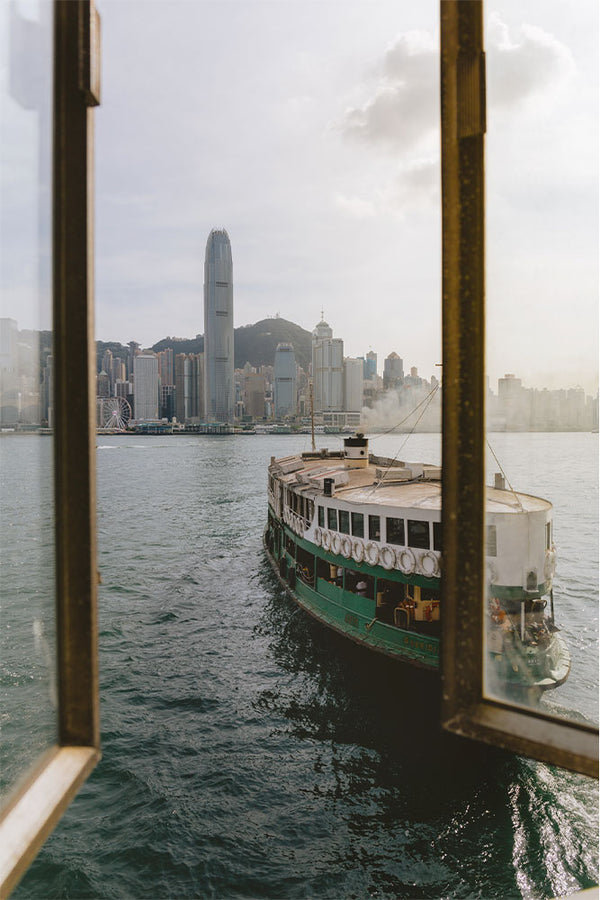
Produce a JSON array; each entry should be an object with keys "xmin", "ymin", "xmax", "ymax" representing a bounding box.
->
[{"xmin": 269, "ymin": 452, "xmax": 550, "ymax": 517}]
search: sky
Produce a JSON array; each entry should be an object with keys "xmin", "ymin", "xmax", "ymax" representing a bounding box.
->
[{"xmin": 2, "ymin": 0, "xmax": 598, "ymax": 392}]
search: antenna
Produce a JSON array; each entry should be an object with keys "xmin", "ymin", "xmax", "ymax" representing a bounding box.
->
[{"xmin": 309, "ymin": 380, "xmax": 316, "ymax": 452}]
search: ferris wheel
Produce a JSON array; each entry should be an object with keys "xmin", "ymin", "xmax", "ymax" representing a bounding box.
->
[{"xmin": 102, "ymin": 397, "xmax": 132, "ymax": 431}]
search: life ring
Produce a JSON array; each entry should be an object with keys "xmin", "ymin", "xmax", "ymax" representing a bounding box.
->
[
  {"xmin": 420, "ymin": 550, "xmax": 439, "ymax": 578},
  {"xmin": 365, "ymin": 541, "xmax": 380, "ymax": 567},
  {"xmin": 340, "ymin": 535, "xmax": 352, "ymax": 559},
  {"xmin": 352, "ymin": 539, "xmax": 365, "ymax": 564},
  {"xmin": 322, "ymin": 530, "xmax": 332, "ymax": 552},
  {"xmin": 396, "ymin": 547, "xmax": 415, "ymax": 575},
  {"xmin": 379, "ymin": 546, "xmax": 395, "ymax": 571},
  {"xmin": 314, "ymin": 527, "xmax": 322, "ymax": 547},
  {"xmin": 331, "ymin": 533, "xmax": 342, "ymax": 556}
]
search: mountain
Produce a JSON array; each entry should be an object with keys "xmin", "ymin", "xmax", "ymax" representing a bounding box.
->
[
  {"xmin": 232, "ymin": 317, "xmax": 312, "ymax": 370},
  {"xmin": 96, "ymin": 317, "xmax": 313, "ymax": 372},
  {"xmin": 152, "ymin": 317, "xmax": 312, "ymax": 371}
]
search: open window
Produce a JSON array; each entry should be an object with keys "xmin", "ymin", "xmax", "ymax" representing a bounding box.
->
[
  {"xmin": 0, "ymin": 2, "xmax": 101, "ymax": 893},
  {"xmin": 440, "ymin": 0, "xmax": 598, "ymax": 778}
]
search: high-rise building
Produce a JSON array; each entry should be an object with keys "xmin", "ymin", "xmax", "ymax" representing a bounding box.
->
[
  {"xmin": 175, "ymin": 353, "xmax": 204, "ymax": 423},
  {"xmin": 383, "ymin": 352, "xmax": 404, "ymax": 390},
  {"xmin": 204, "ymin": 228, "xmax": 234, "ymax": 422},
  {"xmin": 343, "ymin": 357, "xmax": 364, "ymax": 413},
  {"xmin": 245, "ymin": 373, "xmax": 266, "ymax": 418},
  {"xmin": 133, "ymin": 352, "xmax": 159, "ymax": 420},
  {"xmin": 273, "ymin": 343, "xmax": 296, "ymax": 417},
  {"xmin": 365, "ymin": 350, "xmax": 377, "ymax": 380},
  {"xmin": 157, "ymin": 349, "xmax": 174, "ymax": 387},
  {"xmin": 312, "ymin": 317, "xmax": 343, "ymax": 413}
]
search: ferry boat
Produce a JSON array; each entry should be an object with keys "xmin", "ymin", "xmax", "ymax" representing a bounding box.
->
[{"xmin": 264, "ymin": 434, "xmax": 570, "ymax": 695}]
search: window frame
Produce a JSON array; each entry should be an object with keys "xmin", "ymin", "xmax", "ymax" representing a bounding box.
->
[
  {"xmin": 0, "ymin": 2, "xmax": 101, "ymax": 893},
  {"xmin": 439, "ymin": 0, "xmax": 598, "ymax": 778}
]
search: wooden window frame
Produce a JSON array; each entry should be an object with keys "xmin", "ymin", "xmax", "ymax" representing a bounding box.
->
[
  {"xmin": 0, "ymin": 3, "xmax": 101, "ymax": 894},
  {"xmin": 439, "ymin": 0, "xmax": 598, "ymax": 778}
]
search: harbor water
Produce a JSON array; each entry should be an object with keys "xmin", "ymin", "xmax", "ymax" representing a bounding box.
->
[{"xmin": 11, "ymin": 432, "xmax": 599, "ymax": 898}]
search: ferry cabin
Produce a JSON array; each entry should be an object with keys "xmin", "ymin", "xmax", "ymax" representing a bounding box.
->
[{"xmin": 265, "ymin": 436, "xmax": 557, "ymax": 677}]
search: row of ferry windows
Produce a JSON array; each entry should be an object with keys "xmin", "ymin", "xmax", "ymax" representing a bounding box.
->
[{"xmin": 317, "ymin": 506, "xmax": 442, "ymax": 552}]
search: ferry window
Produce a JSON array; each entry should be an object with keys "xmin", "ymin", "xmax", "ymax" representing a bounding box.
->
[
  {"xmin": 407, "ymin": 520, "xmax": 430, "ymax": 550},
  {"xmin": 316, "ymin": 557, "xmax": 331, "ymax": 582},
  {"xmin": 440, "ymin": 0, "xmax": 597, "ymax": 777},
  {"xmin": 433, "ymin": 522, "xmax": 442, "ymax": 552},
  {"xmin": 318, "ymin": 506, "xmax": 325, "ymax": 528},
  {"xmin": 351, "ymin": 512, "xmax": 364, "ymax": 538},
  {"xmin": 327, "ymin": 508, "xmax": 338, "ymax": 531},
  {"xmin": 368, "ymin": 515, "xmax": 381, "ymax": 541},
  {"xmin": 386, "ymin": 517, "xmax": 405, "ymax": 546},
  {"xmin": 0, "ymin": 2, "xmax": 101, "ymax": 892},
  {"xmin": 338, "ymin": 510, "xmax": 350, "ymax": 534},
  {"xmin": 486, "ymin": 525, "xmax": 497, "ymax": 558},
  {"xmin": 545, "ymin": 521, "xmax": 552, "ymax": 551},
  {"xmin": 307, "ymin": 500, "xmax": 314, "ymax": 524},
  {"xmin": 347, "ymin": 570, "xmax": 374, "ymax": 600}
]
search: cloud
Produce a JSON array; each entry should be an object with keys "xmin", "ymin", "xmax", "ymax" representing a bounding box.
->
[
  {"xmin": 486, "ymin": 13, "xmax": 575, "ymax": 110},
  {"xmin": 337, "ymin": 16, "xmax": 575, "ymax": 156},
  {"xmin": 337, "ymin": 30, "xmax": 437, "ymax": 153}
]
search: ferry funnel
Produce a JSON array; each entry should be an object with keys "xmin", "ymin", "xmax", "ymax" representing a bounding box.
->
[{"xmin": 344, "ymin": 433, "xmax": 369, "ymax": 467}]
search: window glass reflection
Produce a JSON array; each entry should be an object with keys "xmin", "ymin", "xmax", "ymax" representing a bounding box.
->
[
  {"xmin": 484, "ymin": 4, "xmax": 598, "ymax": 724},
  {"xmin": 0, "ymin": 0, "xmax": 56, "ymax": 805}
]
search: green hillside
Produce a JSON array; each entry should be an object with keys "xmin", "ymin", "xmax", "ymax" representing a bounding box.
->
[
  {"xmin": 233, "ymin": 317, "xmax": 311, "ymax": 370},
  {"xmin": 96, "ymin": 317, "xmax": 312, "ymax": 372}
]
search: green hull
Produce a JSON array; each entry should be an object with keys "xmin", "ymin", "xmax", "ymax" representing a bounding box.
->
[
  {"xmin": 264, "ymin": 526, "xmax": 440, "ymax": 670},
  {"xmin": 265, "ymin": 512, "xmax": 570, "ymax": 692}
]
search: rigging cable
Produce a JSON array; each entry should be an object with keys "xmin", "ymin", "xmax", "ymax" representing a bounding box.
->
[
  {"xmin": 368, "ymin": 384, "xmax": 440, "ymax": 496},
  {"xmin": 366, "ymin": 383, "xmax": 441, "ymax": 442},
  {"xmin": 486, "ymin": 439, "xmax": 524, "ymax": 512}
]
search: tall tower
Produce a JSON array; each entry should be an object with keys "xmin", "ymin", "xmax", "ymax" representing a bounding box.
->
[
  {"xmin": 204, "ymin": 228, "xmax": 234, "ymax": 422},
  {"xmin": 274, "ymin": 342, "xmax": 297, "ymax": 417},
  {"xmin": 312, "ymin": 317, "xmax": 343, "ymax": 413},
  {"xmin": 133, "ymin": 353, "xmax": 159, "ymax": 420}
]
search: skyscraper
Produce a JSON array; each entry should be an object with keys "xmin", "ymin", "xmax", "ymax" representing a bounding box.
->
[
  {"xmin": 312, "ymin": 317, "xmax": 343, "ymax": 413},
  {"xmin": 273, "ymin": 342, "xmax": 296, "ymax": 417},
  {"xmin": 204, "ymin": 228, "xmax": 234, "ymax": 422},
  {"xmin": 133, "ymin": 352, "xmax": 159, "ymax": 420}
]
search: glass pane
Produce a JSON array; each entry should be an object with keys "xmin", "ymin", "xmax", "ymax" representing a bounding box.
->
[
  {"xmin": 484, "ymin": 3, "xmax": 598, "ymax": 725},
  {"xmin": 0, "ymin": 0, "xmax": 56, "ymax": 805}
]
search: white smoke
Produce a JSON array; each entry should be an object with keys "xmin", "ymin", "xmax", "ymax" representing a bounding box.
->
[{"xmin": 361, "ymin": 387, "xmax": 441, "ymax": 433}]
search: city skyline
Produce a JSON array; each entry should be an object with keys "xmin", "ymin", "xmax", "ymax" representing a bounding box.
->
[{"xmin": 2, "ymin": 3, "xmax": 596, "ymax": 394}]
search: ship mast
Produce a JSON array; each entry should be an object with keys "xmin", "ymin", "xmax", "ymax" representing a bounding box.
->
[{"xmin": 309, "ymin": 380, "xmax": 316, "ymax": 452}]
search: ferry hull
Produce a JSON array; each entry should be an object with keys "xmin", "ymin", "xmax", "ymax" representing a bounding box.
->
[{"xmin": 264, "ymin": 530, "xmax": 439, "ymax": 671}]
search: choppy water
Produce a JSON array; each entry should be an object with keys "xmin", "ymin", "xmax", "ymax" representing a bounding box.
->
[{"xmin": 11, "ymin": 432, "xmax": 599, "ymax": 898}]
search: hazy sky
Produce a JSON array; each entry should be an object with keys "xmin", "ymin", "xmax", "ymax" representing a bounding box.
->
[{"xmin": 3, "ymin": 1, "xmax": 597, "ymax": 392}]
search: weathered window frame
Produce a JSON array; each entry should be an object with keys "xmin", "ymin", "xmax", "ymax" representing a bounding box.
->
[
  {"xmin": 440, "ymin": 0, "xmax": 598, "ymax": 778},
  {"xmin": 0, "ymin": 2, "xmax": 101, "ymax": 894}
]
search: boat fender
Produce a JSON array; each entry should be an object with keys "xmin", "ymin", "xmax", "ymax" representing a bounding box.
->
[
  {"xmin": 365, "ymin": 541, "xmax": 380, "ymax": 567},
  {"xmin": 396, "ymin": 547, "xmax": 416, "ymax": 575},
  {"xmin": 331, "ymin": 533, "xmax": 342, "ymax": 556},
  {"xmin": 314, "ymin": 527, "xmax": 322, "ymax": 547},
  {"xmin": 379, "ymin": 546, "xmax": 395, "ymax": 571},
  {"xmin": 322, "ymin": 530, "xmax": 332, "ymax": 552},
  {"xmin": 420, "ymin": 550, "xmax": 439, "ymax": 578},
  {"xmin": 340, "ymin": 535, "xmax": 352, "ymax": 559},
  {"xmin": 352, "ymin": 539, "xmax": 365, "ymax": 564}
]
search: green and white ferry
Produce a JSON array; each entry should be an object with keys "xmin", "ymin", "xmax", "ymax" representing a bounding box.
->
[{"xmin": 265, "ymin": 434, "xmax": 570, "ymax": 694}]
